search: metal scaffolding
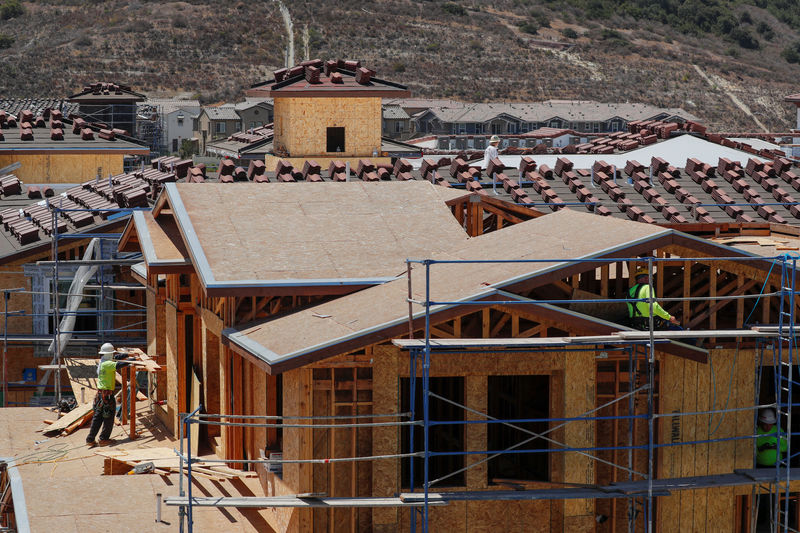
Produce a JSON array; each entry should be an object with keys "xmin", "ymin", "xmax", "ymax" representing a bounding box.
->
[
  {"xmin": 0, "ymin": 206, "xmax": 149, "ymax": 405},
  {"xmin": 167, "ymin": 252, "xmax": 800, "ymax": 533}
]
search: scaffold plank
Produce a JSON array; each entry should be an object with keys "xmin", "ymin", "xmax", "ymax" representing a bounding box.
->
[{"xmin": 164, "ymin": 495, "xmax": 448, "ymax": 508}]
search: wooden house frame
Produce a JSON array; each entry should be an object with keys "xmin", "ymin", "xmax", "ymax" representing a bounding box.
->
[{"xmin": 121, "ymin": 182, "xmax": 799, "ymax": 533}]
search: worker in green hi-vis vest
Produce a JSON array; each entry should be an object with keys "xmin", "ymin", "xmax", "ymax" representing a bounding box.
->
[
  {"xmin": 85, "ymin": 343, "xmax": 135, "ymax": 448},
  {"xmin": 754, "ymin": 408, "xmax": 788, "ymax": 526},
  {"xmin": 756, "ymin": 408, "xmax": 787, "ymax": 467},
  {"xmin": 627, "ymin": 268, "xmax": 681, "ymax": 331}
]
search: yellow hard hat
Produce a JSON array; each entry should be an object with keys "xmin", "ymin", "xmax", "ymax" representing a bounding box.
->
[{"xmin": 634, "ymin": 267, "xmax": 649, "ymax": 278}]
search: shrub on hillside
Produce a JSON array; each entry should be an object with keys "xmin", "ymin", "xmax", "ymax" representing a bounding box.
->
[
  {"xmin": 518, "ymin": 19, "xmax": 539, "ymax": 35},
  {"xmin": 783, "ymin": 41, "xmax": 800, "ymax": 64},
  {"xmin": 0, "ymin": 33, "xmax": 13, "ymax": 49},
  {"xmin": 441, "ymin": 2, "xmax": 465, "ymax": 16},
  {"xmin": 562, "ymin": 27, "xmax": 578, "ymax": 39},
  {"xmin": 0, "ymin": 0, "xmax": 23, "ymax": 20}
]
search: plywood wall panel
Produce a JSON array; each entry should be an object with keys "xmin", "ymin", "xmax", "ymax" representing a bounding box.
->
[
  {"xmin": 371, "ymin": 345, "xmax": 400, "ymax": 530},
  {"xmin": 0, "ymin": 153, "xmax": 124, "ymax": 183},
  {"xmin": 563, "ymin": 351, "xmax": 595, "ymax": 523},
  {"xmin": 164, "ymin": 302, "xmax": 178, "ymax": 434}
]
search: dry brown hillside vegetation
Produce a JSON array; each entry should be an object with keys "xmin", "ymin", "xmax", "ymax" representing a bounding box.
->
[{"xmin": 1, "ymin": 0, "xmax": 799, "ymax": 131}]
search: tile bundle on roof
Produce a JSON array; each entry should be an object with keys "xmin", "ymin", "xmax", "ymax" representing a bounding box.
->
[
  {"xmin": 0, "ymin": 165, "xmax": 175, "ymax": 254},
  {"xmin": 247, "ymin": 59, "xmax": 410, "ymax": 98}
]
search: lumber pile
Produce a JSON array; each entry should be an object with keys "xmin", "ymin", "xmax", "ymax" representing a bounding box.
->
[
  {"xmin": 96, "ymin": 447, "xmax": 258, "ymax": 481},
  {"xmin": 39, "ymin": 402, "xmax": 93, "ymax": 436}
]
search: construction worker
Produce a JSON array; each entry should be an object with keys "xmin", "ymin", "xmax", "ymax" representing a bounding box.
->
[
  {"xmin": 86, "ymin": 343, "xmax": 134, "ymax": 448},
  {"xmin": 482, "ymin": 134, "xmax": 500, "ymax": 178},
  {"xmin": 627, "ymin": 267, "xmax": 681, "ymax": 331},
  {"xmin": 756, "ymin": 408, "xmax": 787, "ymax": 467}
]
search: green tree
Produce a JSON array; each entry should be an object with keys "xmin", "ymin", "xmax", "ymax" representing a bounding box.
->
[{"xmin": 179, "ymin": 139, "xmax": 196, "ymax": 159}]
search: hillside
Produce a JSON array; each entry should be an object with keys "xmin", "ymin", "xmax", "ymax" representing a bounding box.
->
[{"xmin": 1, "ymin": 0, "xmax": 800, "ymax": 132}]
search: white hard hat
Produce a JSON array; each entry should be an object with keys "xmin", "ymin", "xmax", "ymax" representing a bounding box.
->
[
  {"xmin": 759, "ymin": 408, "xmax": 777, "ymax": 425},
  {"xmin": 489, "ymin": 135, "xmax": 500, "ymax": 144},
  {"xmin": 98, "ymin": 342, "xmax": 116, "ymax": 355}
]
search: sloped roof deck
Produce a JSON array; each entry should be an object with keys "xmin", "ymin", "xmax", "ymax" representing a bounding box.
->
[
  {"xmin": 151, "ymin": 181, "xmax": 472, "ymax": 296},
  {"xmin": 0, "ymin": 112, "xmax": 149, "ymax": 155},
  {"xmin": 216, "ymin": 211, "xmax": 713, "ymax": 371},
  {"xmin": 220, "ymin": 209, "xmax": 784, "ymax": 374},
  {"xmin": 118, "ymin": 211, "xmax": 191, "ymax": 274},
  {"xmin": 0, "ymin": 166, "xmax": 177, "ymax": 263}
]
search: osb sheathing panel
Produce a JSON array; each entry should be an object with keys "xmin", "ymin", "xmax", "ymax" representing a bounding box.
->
[
  {"xmin": 563, "ymin": 351, "xmax": 595, "ymax": 526},
  {"xmin": 465, "ymin": 375, "xmax": 487, "ymax": 489},
  {"xmin": 175, "ymin": 181, "xmax": 469, "ymax": 283},
  {"xmin": 657, "ymin": 348, "xmax": 754, "ymax": 533},
  {"xmin": 0, "ymin": 265, "xmax": 33, "ymax": 335},
  {"xmin": 0, "ymin": 153, "xmax": 124, "ymax": 183},
  {"xmin": 234, "ymin": 209, "xmax": 667, "ymax": 362},
  {"xmin": 373, "ymin": 345, "xmax": 568, "ymax": 532},
  {"xmin": 164, "ymin": 302, "xmax": 178, "ymax": 434},
  {"xmin": 141, "ymin": 211, "xmax": 188, "ymax": 261},
  {"xmin": 398, "ymin": 500, "xmax": 552, "ymax": 532},
  {"xmin": 202, "ymin": 325, "xmax": 222, "ymax": 433},
  {"xmin": 273, "ymin": 97, "xmax": 381, "ymax": 158},
  {"xmin": 372, "ymin": 345, "xmax": 400, "ymax": 528},
  {"xmin": 281, "ymin": 367, "xmax": 313, "ymax": 533}
]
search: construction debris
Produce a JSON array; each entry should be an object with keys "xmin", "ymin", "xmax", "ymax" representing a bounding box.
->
[{"xmin": 96, "ymin": 447, "xmax": 257, "ymax": 480}]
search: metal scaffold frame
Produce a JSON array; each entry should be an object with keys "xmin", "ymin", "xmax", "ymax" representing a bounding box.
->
[
  {"xmin": 168, "ymin": 253, "xmax": 800, "ymax": 533},
  {"xmin": 43, "ymin": 205, "xmax": 151, "ymax": 404},
  {"xmin": 401, "ymin": 253, "xmax": 800, "ymax": 533},
  {"xmin": 0, "ymin": 206, "xmax": 150, "ymax": 406}
]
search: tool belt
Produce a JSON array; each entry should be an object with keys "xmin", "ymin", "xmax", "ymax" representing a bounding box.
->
[{"xmin": 94, "ymin": 389, "xmax": 115, "ymax": 417}]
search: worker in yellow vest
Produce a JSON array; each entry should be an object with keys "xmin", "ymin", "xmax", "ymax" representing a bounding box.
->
[
  {"xmin": 627, "ymin": 268, "xmax": 680, "ymax": 330},
  {"xmin": 86, "ymin": 343, "xmax": 135, "ymax": 448},
  {"xmin": 756, "ymin": 408, "xmax": 787, "ymax": 467}
]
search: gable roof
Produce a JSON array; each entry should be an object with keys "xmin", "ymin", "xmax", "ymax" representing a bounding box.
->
[
  {"xmin": 251, "ymin": 59, "xmax": 411, "ymax": 99},
  {"xmin": 203, "ymin": 105, "xmax": 239, "ymax": 121},
  {"xmin": 154, "ymin": 181, "xmax": 471, "ymax": 296},
  {"xmin": 220, "ymin": 210, "xmax": 667, "ymax": 371},
  {"xmin": 221, "ymin": 209, "xmax": 781, "ymax": 373}
]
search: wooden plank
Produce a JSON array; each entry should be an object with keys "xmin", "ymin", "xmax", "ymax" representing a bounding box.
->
[
  {"xmin": 686, "ymin": 280, "xmax": 757, "ymax": 330},
  {"xmin": 191, "ymin": 367, "xmax": 201, "ymax": 457},
  {"xmin": 709, "ymin": 267, "xmax": 717, "ymax": 333},
  {"xmin": 600, "ymin": 264, "xmax": 609, "ymax": 297},
  {"xmin": 683, "ymin": 261, "xmax": 691, "ymax": 325},
  {"xmin": 120, "ymin": 361, "xmax": 127, "ymax": 426},
  {"xmin": 129, "ymin": 366, "xmax": 137, "ymax": 440},
  {"xmin": 39, "ymin": 401, "xmax": 93, "ymax": 434}
]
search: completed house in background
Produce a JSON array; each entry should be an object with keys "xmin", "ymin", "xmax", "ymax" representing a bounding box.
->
[{"xmin": 194, "ymin": 104, "xmax": 242, "ymax": 156}]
